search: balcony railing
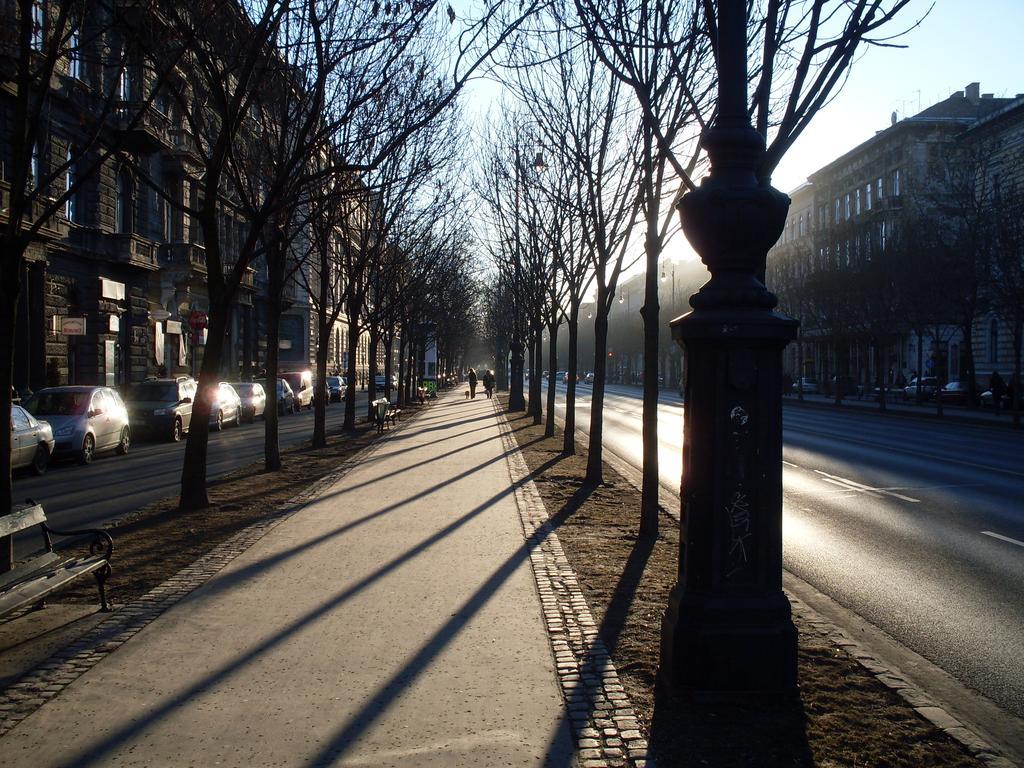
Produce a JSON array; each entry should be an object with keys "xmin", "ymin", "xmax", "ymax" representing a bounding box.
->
[
  {"xmin": 111, "ymin": 101, "xmax": 171, "ymax": 153},
  {"xmin": 67, "ymin": 229, "xmax": 159, "ymax": 270},
  {"xmin": 161, "ymin": 241, "xmax": 207, "ymax": 274}
]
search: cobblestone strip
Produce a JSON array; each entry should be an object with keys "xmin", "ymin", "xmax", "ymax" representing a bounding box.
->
[
  {"xmin": 493, "ymin": 400, "xmax": 651, "ymax": 768},
  {"xmin": 790, "ymin": 598, "xmax": 1019, "ymax": 768},
  {"xmin": 0, "ymin": 425, "xmax": 405, "ymax": 739}
]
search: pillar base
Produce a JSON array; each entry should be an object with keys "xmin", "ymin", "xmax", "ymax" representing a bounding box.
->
[{"xmin": 660, "ymin": 587, "xmax": 798, "ymax": 698}]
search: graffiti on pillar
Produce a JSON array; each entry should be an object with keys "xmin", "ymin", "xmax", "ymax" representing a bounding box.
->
[{"xmin": 725, "ymin": 403, "xmax": 753, "ymax": 581}]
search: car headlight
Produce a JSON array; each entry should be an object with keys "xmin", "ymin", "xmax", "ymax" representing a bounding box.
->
[
  {"xmin": 153, "ymin": 408, "xmax": 170, "ymax": 416},
  {"xmin": 54, "ymin": 424, "xmax": 75, "ymax": 437}
]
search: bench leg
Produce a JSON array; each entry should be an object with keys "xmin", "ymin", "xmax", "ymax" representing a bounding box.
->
[{"xmin": 95, "ymin": 563, "xmax": 112, "ymax": 612}]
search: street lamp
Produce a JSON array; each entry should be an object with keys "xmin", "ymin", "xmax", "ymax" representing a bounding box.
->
[{"xmin": 660, "ymin": 3, "xmax": 798, "ymax": 696}]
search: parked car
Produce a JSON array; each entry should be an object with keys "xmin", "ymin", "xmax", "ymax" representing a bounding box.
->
[
  {"xmin": 556, "ymin": 371, "xmax": 567, "ymax": 384},
  {"xmin": 373, "ymin": 374, "xmax": 397, "ymax": 392},
  {"xmin": 231, "ymin": 382, "xmax": 267, "ymax": 422},
  {"xmin": 936, "ymin": 380, "xmax": 977, "ymax": 406},
  {"xmin": 276, "ymin": 378, "xmax": 298, "ymax": 415},
  {"xmin": 902, "ymin": 376, "xmax": 939, "ymax": 401},
  {"xmin": 326, "ymin": 376, "xmax": 346, "ymax": 403},
  {"xmin": 584, "ymin": 372, "xmax": 594, "ymax": 385},
  {"xmin": 126, "ymin": 377, "xmax": 196, "ymax": 442},
  {"xmin": 280, "ymin": 371, "xmax": 314, "ymax": 410},
  {"xmin": 24, "ymin": 386, "xmax": 130, "ymax": 463},
  {"xmin": 792, "ymin": 377, "xmax": 819, "ymax": 394},
  {"xmin": 205, "ymin": 382, "xmax": 241, "ymax": 430},
  {"xmin": 10, "ymin": 405, "xmax": 54, "ymax": 475}
]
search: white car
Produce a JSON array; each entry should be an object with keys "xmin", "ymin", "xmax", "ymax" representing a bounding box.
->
[
  {"xmin": 24, "ymin": 386, "xmax": 131, "ymax": 464},
  {"xmin": 231, "ymin": 382, "xmax": 267, "ymax": 423},
  {"xmin": 10, "ymin": 405, "xmax": 54, "ymax": 475}
]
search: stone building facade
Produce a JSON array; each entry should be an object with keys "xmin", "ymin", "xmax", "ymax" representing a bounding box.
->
[{"xmin": 768, "ymin": 82, "xmax": 1024, "ymax": 392}]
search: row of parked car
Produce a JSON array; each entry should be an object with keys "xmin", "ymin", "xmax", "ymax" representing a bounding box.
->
[
  {"xmin": 790, "ymin": 375, "xmax": 1012, "ymax": 407},
  {"xmin": 10, "ymin": 371, "xmax": 350, "ymax": 475}
]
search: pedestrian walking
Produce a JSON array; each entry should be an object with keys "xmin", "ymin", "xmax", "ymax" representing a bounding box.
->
[
  {"xmin": 989, "ymin": 370, "xmax": 1005, "ymax": 415},
  {"xmin": 482, "ymin": 369, "xmax": 494, "ymax": 399},
  {"xmin": 468, "ymin": 368, "xmax": 478, "ymax": 399}
]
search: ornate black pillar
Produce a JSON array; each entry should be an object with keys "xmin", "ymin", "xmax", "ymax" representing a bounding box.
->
[{"xmin": 659, "ymin": 2, "xmax": 798, "ymax": 695}]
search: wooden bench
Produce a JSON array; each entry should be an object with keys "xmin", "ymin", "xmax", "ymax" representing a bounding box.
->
[
  {"xmin": 0, "ymin": 501, "xmax": 113, "ymax": 619},
  {"xmin": 386, "ymin": 405, "xmax": 402, "ymax": 428}
]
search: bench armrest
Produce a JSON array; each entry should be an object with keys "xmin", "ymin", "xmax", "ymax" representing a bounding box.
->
[{"xmin": 40, "ymin": 524, "xmax": 113, "ymax": 562}]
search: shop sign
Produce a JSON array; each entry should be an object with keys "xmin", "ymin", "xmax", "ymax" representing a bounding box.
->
[
  {"xmin": 100, "ymin": 278, "xmax": 126, "ymax": 301},
  {"xmin": 108, "ymin": 314, "xmax": 120, "ymax": 332},
  {"xmin": 59, "ymin": 316, "xmax": 87, "ymax": 336},
  {"xmin": 165, "ymin": 320, "xmax": 182, "ymax": 335}
]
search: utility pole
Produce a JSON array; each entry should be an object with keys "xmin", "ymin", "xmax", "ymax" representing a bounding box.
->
[{"xmin": 659, "ymin": 2, "xmax": 799, "ymax": 696}]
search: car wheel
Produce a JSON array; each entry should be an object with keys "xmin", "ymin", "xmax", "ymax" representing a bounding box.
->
[
  {"xmin": 214, "ymin": 412, "xmax": 224, "ymax": 431},
  {"xmin": 79, "ymin": 434, "xmax": 95, "ymax": 465},
  {"xmin": 31, "ymin": 444, "xmax": 49, "ymax": 476},
  {"xmin": 171, "ymin": 418, "xmax": 183, "ymax": 442},
  {"xmin": 116, "ymin": 426, "xmax": 131, "ymax": 455},
  {"xmin": 292, "ymin": 402, "xmax": 299, "ymax": 414}
]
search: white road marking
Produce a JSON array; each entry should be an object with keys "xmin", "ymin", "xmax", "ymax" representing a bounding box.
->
[
  {"xmin": 782, "ymin": 460, "xmax": 799, "ymax": 468},
  {"xmin": 981, "ymin": 531, "xmax": 1024, "ymax": 548},
  {"xmin": 813, "ymin": 469, "xmax": 920, "ymax": 503}
]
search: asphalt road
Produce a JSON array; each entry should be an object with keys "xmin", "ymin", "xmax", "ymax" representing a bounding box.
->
[
  {"xmin": 549, "ymin": 381, "xmax": 1024, "ymax": 720},
  {"xmin": 11, "ymin": 393, "xmax": 371, "ymax": 555}
]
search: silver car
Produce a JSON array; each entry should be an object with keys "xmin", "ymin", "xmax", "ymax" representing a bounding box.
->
[
  {"xmin": 10, "ymin": 405, "xmax": 54, "ymax": 475},
  {"xmin": 24, "ymin": 386, "xmax": 131, "ymax": 464},
  {"xmin": 231, "ymin": 382, "xmax": 266, "ymax": 423},
  {"xmin": 205, "ymin": 382, "xmax": 242, "ymax": 430}
]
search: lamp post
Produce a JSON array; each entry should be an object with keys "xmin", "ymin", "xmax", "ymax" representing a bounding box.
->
[{"xmin": 660, "ymin": 2, "xmax": 798, "ymax": 696}]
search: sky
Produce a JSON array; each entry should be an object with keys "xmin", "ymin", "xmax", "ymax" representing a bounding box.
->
[{"xmin": 772, "ymin": 0, "xmax": 1024, "ymax": 193}]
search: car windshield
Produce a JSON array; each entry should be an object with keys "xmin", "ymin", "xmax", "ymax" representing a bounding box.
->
[
  {"xmin": 25, "ymin": 391, "xmax": 89, "ymax": 416},
  {"xmin": 327, "ymin": 377, "xmax": 341, "ymax": 386},
  {"xmin": 131, "ymin": 383, "xmax": 179, "ymax": 402}
]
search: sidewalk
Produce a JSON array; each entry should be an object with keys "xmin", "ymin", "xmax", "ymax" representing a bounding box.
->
[{"xmin": 0, "ymin": 391, "xmax": 575, "ymax": 767}]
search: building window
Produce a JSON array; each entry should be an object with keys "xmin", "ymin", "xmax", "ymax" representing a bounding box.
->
[
  {"xmin": 115, "ymin": 170, "xmax": 133, "ymax": 234},
  {"xmin": 834, "ymin": 199, "xmax": 840, "ymax": 224},
  {"xmin": 880, "ymin": 220, "xmax": 887, "ymax": 252},
  {"xmin": 69, "ymin": 28, "xmax": 81, "ymax": 79},
  {"xmin": 989, "ymin": 318, "xmax": 999, "ymax": 363},
  {"xmin": 893, "ymin": 168, "xmax": 901, "ymax": 196},
  {"xmin": 31, "ymin": 1, "xmax": 45, "ymax": 51},
  {"xmin": 866, "ymin": 183, "xmax": 872, "ymax": 211},
  {"xmin": 877, "ymin": 177, "xmax": 883, "ymax": 201},
  {"xmin": 844, "ymin": 193, "xmax": 850, "ymax": 220},
  {"xmin": 65, "ymin": 147, "xmax": 76, "ymax": 222},
  {"xmin": 119, "ymin": 65, "xmax": 131, "ymax": 100},
  {"xmin": 855, "ymin": 189, "xmax": 861, "ymax": 215},
  {"xmin": 30, "ymin": 141, "xmax": 41, "ymax": 189}
]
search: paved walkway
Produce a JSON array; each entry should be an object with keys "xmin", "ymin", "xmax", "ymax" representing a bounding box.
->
[{"xmin": 0, "ymin": 392, "xmax": 575, "ymax": 767}]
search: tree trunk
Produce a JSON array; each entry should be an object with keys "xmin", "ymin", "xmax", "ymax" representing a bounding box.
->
[
  {"xmin": 876, "ymin": 340, "xmax": 887, "ymax": 412},
  {"xmin": 344, "ymin": 311, "xmax": 360, "ymax": 431},
  {"xmin": 1013, "ymin": 312, "xmax": 1022, "ymax": 429},
  {"xmin": 586, "ymin": 299, "xmax": 610, "ymax": 485},
  {"xmin": 312, "ymin": 309, "xmax": 329, "ymax": 449},
  {"xmin": 396, "ymin": 333, "xmax": 406, "ymax": 406},
  {"xmin": 963, "ymin": 324, "xmax": 978, "ymax": 408},
  {"xmin": 639, "ymin": 178, "xmax": 661, "ymax": 536},
  {"xmin": 263, "ymin": 243, "xmax": 285, "ymax": 471},
  {"xmin": 0, "ymin": 255, "xmax": 20, "ymax": 516},
  {"xmin": 496, "ymin": 341, "xmax": 508, "ymax": 391},
  {"xmin": 384, "ymin": 336, "xmax": 394, "ymax": 401},
  {"xmin": 563, "ymin": 308, "xmax": 579, "ymax": 456},
  {"xmin": 915, "ymin": 328, "xmax": 924, "ymax": 403},
  {"xmin": 509, "ymin": 334, "xmax": 525, "ymax": 411},
  {"xmin": 179, "ymin": 306, "xmax": 229, "ymax": 510},
  {"xmin": 545, "ymin": 317, "xmax": 558, "ymax": 438},
  {"xmin": 796, "ymin": 321, "xmax": 804, "ymax": 403},
  {"xmin": 536, "ymin": 319, "xmax": 544, "ymax": 423},
  {"xmin": 366, "ymin": 332, "xmax": 379, "ymax": 422}
]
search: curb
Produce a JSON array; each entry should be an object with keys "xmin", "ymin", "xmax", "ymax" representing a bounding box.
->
[
  {"xmin": 494, "ymin": 399, "xmax": 651, "ymax": 768},
  {"xmin": 0, "ymin": 420, "xmax": 410, "ymax": 740}
]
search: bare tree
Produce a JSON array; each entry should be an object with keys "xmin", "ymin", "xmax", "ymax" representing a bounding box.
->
[{"xmin": 0, "ymin": 0, "xmax": 193, "ymax": 513}]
